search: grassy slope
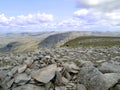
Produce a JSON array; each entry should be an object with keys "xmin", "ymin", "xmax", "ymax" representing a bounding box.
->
[
  {"xmin": 62, "ymin": 36, "xmax": 120, "ymax": 48},
  {"xmin": 14, "ymin": 38, "xmax": 39, "ymax": 53},
  {"xmin": 0, "ymin": 37, "xmax": 39, "ymax": 53}
]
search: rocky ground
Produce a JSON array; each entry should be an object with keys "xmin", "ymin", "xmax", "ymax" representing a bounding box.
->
[{"xmin": 0, "ymin": 46, "xmax": 120, "ymax": 90}]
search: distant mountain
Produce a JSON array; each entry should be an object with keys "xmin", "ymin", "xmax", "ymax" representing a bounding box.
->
[{"xmin": 0, "ymin": 31, "xmax": 120, "ymax": 53}]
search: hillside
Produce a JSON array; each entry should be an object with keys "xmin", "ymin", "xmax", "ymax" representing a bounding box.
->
[
  {"xmin": 0, "ymin": 32, "xmax": 57, "ymax": 53},
  {"xmin": 38, "ymin": 32, "xmax": 70, "ymax": 48},
  {"xmin": 62, "ymin": 36, "xmax": 120, "ymax": 48},
  {"xmin": 39, "ymin": 31, "xmax": 93, "ymax": 48}
]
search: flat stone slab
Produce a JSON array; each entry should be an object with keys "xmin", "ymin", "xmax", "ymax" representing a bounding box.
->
[{"xmin": 31, "ymin": 64, "xmax": 57, "ymax": 83}]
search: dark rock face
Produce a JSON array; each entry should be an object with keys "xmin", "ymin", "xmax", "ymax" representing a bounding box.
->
[{"xmin": 39, "ymin": 33, "xmax": 69, "ymax": 48}]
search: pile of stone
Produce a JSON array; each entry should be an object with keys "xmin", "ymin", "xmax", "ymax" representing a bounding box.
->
[
  {"xmin": 1, "ymin": 57, "xmax": 120, "ymax": 90},
  {"xmin": 0, "ymin": 47, "xmax": 120, "ymax": 90},
  {"xmin": 0, "ymin": 55, "xmax": 82, "ymax": 90}
]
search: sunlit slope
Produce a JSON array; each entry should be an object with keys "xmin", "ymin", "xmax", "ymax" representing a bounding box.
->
[
  {"xmin": 62, "ymin": 36, "xmax": 120, "ymax": 48},
  {"xmin": 0, "ymin": 37, "xmax": 39, "ymax": 53}
]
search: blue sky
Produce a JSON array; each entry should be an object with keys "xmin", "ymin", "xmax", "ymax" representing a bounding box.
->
[{"xmin": 0, "ymin": 0, "xmax": 120, "ymax": 32}]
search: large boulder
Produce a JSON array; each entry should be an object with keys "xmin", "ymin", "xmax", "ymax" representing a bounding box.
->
[
  {"xmin": 79, "ymin": 62, "xmax": 120, "ymax": 90},
  {"xmin": 31, "ymin": 64, "xmax": 57, "ymax": 83},
  {"xmin": 79, "ymin": 65, "xmax": 106, "ymax": 90},
  {"xmin": 104, "ymin": 73, "xmax": 120, "ymax": 88},
  {"xmin": 98, "ymin": 62, "xmax": 120, "ymax": 73}
]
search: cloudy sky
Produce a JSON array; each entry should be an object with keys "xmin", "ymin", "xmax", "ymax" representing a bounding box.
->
[{"xmin": 0, "ymin": 0, "xmax": 120, "ymax": 32}]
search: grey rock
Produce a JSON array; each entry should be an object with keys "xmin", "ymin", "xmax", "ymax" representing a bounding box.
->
[
  {"xmin": 10, "ymin": 66, "xmax": 19, "ymax": 76},
  {"xmin": 31, "ymin": 64, "xmax": 57, "ymax": 83},
  {"xmin": 79, "ymin": 61, "xmax": 94, "ymax": 67},
  {"xmin": 77, "ymin": 84, "xmax": 86, "ymax": 90},
  {"xmin": 25, "ymin": 68, "xmax": 31, "ymax": 75},
  {"xmin": 45, "ymin": 55, "xmax": 51, "ymax": 59},
  {"xmin": 63, "ymin": 62, "xmax": 79, "ymax": 73},
  {"xmin": 98, "ymin": 62, "xmax": 120, "ymax": 73},
  {"xmin": 24, "ymin": 59, "xmax": 33, "ymax": 67},
  {"xmin": 63, "ymin": 71, "xmax": 71, "ymax": 80},
  {"xmin": 6, "ymin": 79, "xmax": 14, "ymax": 89},
  {"xmin": 79, "ymin": 63, "xmax": 120, "ymax": 90},
  {"xmin": 79, "ymin": 65, "xmax": 106, "ymax": 90},
  {"xmin": 114, "ymin": 84, "xmax": 120, "ymax": 90},
  {"xmin": 55, "ymin": 86, "xmax": 67, "ymax": 90},
  {"xmin": 12, "ymin": 84, "xmax": 46, "ymax": 90},
  {"xmin": 45, "ymin": 82, "xmax": 51, "ymax": 90},
  {"xmin": 0, "ymin": 71, "xmax": 6, "ymax": 85},
  {"xmin": 66, "ymin": 83, "xmax": 75, "ymax": 89},
  {"xmin": 104, "ymin": 73, "xmax": 120, "ymax": 89},
  {"xmin": 18, "ymin": 64, "xmax": 27, "ymax": 73},
  {"xmin": 62, "ymin": 77, "xmax": 69, "ymax": 85},
  {"xmin": 54, "ymin": 71, "xmax": 62, "ymax": 85},
  {"xmin": 14, "ymin": 73, "xmax": 31, "ymax": 85},
  {"xmin": 57, "ymin": 67, "xmax": 63, "ymax": 72}
]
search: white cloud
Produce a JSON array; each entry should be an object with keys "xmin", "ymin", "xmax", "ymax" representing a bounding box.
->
[
  {"xmin": 58, "ymin": 18, "xmax": 84, "ymax": 28},
  {"xmin": 77, "ymin": 0, "xmax": 120, "ymax": 12},
  {"xmin": 0, "ymin": 13, "xmax": 53, "ymax": 27},
  {"xmin": 74, "ymin": 9, "xmax": 89, "ymax": 16},
  {"xmin": 72, "ymin": 0, "xmax": 120, "ymax": 31},
  {"xmin": 72, "ymin": 8, "xmax": 120, "ymax": 31},
  {"xmin": 79, "ymin": 0, "xmax": 103, "ymax": 6},
  {"xmin": 0, "ymin": 14, "xmax": 9, "ymax": 25}
]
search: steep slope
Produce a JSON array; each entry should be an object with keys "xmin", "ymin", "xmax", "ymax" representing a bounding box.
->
[
  {"xmin": 38, "ymin": 31, "xmax": 92, "ymax": 48},
  {"xmin": 39, "ymin": 32, "xmax": 70, "ymax": 48}
]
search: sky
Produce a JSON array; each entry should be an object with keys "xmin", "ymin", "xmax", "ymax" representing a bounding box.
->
[{"xmin": 0, "ymin": 0, "xmax": 120, "ymax": 33}]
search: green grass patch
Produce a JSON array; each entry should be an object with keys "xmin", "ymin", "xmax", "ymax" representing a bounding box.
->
[{"xmin": 61, "ymin": 36, "xmax": 120, "ymax": 48}]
